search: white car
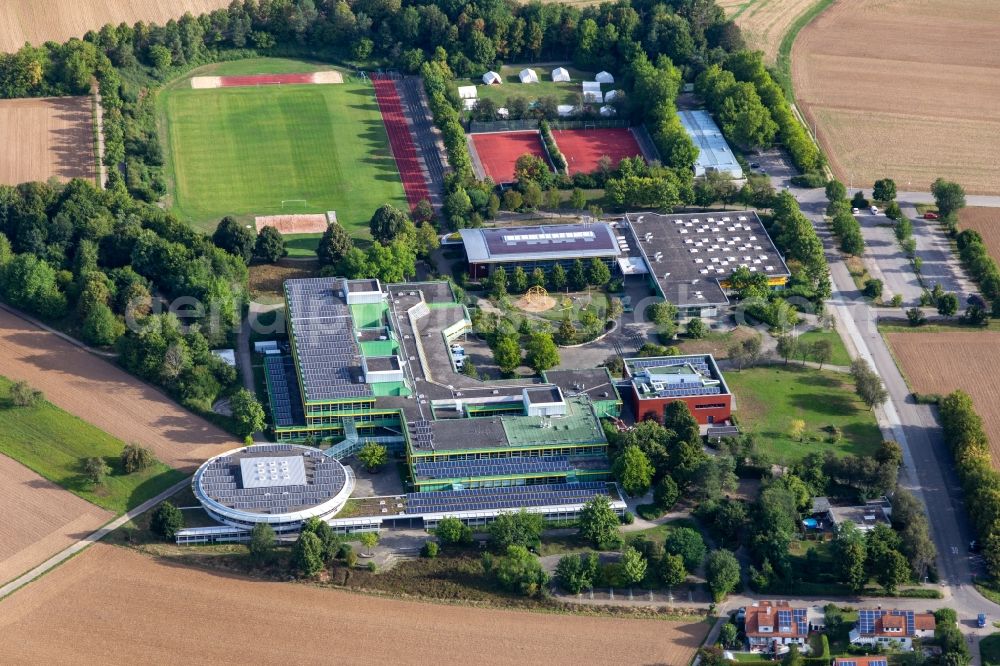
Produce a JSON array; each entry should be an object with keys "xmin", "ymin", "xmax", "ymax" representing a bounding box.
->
[
  {"xmin": 852, "ymin": 207, "xmax": 860, "ymax": 215},
  {"xmin": 453, "ymin": 356, "xmax": 464, "ymax": 370},
  {"xmin": 450, "ymin": 344, "xmax": 465, "ymax": 355},
  {"xmin": 870, "ymin": 206, "xmax": 879, "ymax": 215}
]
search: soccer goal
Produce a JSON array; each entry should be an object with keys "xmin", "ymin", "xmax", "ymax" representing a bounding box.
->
[{"xmin": 281, "ymin": 199, "xmax": 308, "ymax": 209}]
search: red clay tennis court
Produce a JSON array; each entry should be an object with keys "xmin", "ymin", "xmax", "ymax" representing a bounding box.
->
[
  {"xmin": 553, "ymin": 128, "xmax": 645, "ymax": 175},
  {"xmin": 470, "ymin": 131, "xmax": 549, "ymax": 184}
]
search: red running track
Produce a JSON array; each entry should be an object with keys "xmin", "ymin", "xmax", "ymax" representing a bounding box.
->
[
  {"xmin": 218, "ymin": 73, "xmax": 317, "ymax": 87},
  {"xmin": 469, "ymin": 131, "xmax": 549, "ymax": 184},
  {"xmin": 371, "ymin": 77, "xmax": 431, "ymax": 210},
  {"xmin": 552, "ymin": 128, "xmax": 644, "ymax": 175}
]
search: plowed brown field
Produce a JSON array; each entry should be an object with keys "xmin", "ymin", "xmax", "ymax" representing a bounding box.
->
[
  {"xmin": 959, "ymin": 208, "xmax": 1000, "ymax": 262},
  {"xmin": 0, "ymin": 1, "xmax": 232, "ymax": 52},
  {"xmin": 887, "ymin": 331, "xmax": 1000, "ymax": 464},
  {"xmin": 0, "ymin": 308, "xmax": 236, "ymax": 470},
  {"xmin": 0, "ymin": 97, "xmax": 94, "ymax": 185},
  {"xmin": 0, "ymin": 455, "xmax": 111, "ymax": 586},
  {"xmin": 793, "ymin": 0, "xmax": 1000, "ymax": 195},
  {"xmin": 0, "ymin": 543, "xmax": 708, "ymax": 665}
]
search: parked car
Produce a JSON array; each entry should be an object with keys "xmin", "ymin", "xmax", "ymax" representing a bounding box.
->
[
  {"xmin": 450, "ymin": 344, "xmax": 465, "ymax": 355},
  {"xmin": 852, "ymin": 207, "xmax": 860, "ymax": 215},
  {"xmin": 749, "ymin": 162, "xmax": 760, "ymax": 169},
  {"xmin": 453, "ymin": 356, "xmax": 464, "ymax": 370},
  {"xmin": 978, "ymin": 613, "xmax": 987, "ymax": 628},
  {"xmin": 870, "ymin": 205, "xmax": 880, "ymax": 215},
  {"xmin": 924, "ymin": 211, "xmax": 939, "ymax": 220}
]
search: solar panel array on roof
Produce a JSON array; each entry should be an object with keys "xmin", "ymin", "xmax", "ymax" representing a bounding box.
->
[
  {"xmin": 200, "ymin": 446, "xmax": 347, "ymax": 514},
  {"xmin": 410, "ymin": 420, "xmax": 434, "ymax": 450},
  {"xmin": 285, "ymin": 278, "xmax": 372, "ymax": 402},
  {"xmin": 858, "ymin": 610, "xmax": 915, "ymax": 636},
  {"xmin": 480, "ymin": 224, "xmax": 619, "ymax": 258},
  {"xmin": 794, "ymin": 608, "xmax": 807, "ymax": 636},
  {"xmin": 414, "ymin": 456, "xmax": 572, "ymax": 480},
  {"xmin": 264, "ymin": 355, "xmax": 305, "ymax": 427},
  {"xmin": 405, "ymin": 482, "xmax": 610, "ymax": 514},
  {"xmin": 629, "ymin": 356, "xmax": 712, "ymax": 375}
]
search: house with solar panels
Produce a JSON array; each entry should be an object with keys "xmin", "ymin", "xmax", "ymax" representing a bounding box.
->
[
  {"xmin": 623, "ymin": 354, "xmax": 733, "ymax": 425},
  {"xmin": 849, "ymin": 610, "xmax": 935, "ymax": 651},
  {"xmin": 834, "ymin": 657, "xmax": 890, "ymax": 666},
  {"xmin": 744, "ymin": 601, "xmax": 810, "ymax": 653},
  {"xmin": 458, "ymin": 223, "xmax": 622, "ymax": 280}
]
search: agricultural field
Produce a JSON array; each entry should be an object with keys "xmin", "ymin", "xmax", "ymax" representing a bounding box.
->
[
  {"xmin": 160, "ymin": 58, "xmax": 407, "ymax": 237},
  {"xmin": 718, "ymin": 0, "xmax": 825, "ymax": 64},
  {"xmin": 0, "ymin": 375, "xmax": 184, "ymax": 513},
  {"xmin": 793, "ymin": 0, "xmax": 1000, "ymax": 194},
  {"xmin": 959, "ymin": 208, "xmax": 1000, "ymax": 261},
  {"xmin": 0, "ymin": 97, "xmax": 95, "ymax": 185},
  {"xmin": 725, "ymin": 365, "xmax": 883, "ymax": 463},
  {"xmin": 0, "ymin": 308, "xmax": 236, "ymax": 471},
  {"xmin": 0, "ymin": 454, "xmax": 111, "ymax": 586},
  {"xmin": 886, "ymin": 331, "xmax": 1000, "ymax": 466},
  {"xmin": 0, "ymin": 543, "xmax": 709, "ymax": 665},
  {"xmin": 0, "ymin": 1, "xmax": 232, "ymax": 52}
]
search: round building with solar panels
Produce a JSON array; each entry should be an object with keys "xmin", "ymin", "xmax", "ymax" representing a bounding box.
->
[{"xmin": 192, "ymin": 444, "xmax": 353, "ymax": 533}]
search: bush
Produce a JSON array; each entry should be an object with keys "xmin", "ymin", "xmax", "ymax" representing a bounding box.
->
[
  {"xmin": 421, "ymin": 541, "xmax": 439, "ymax": 558},
  {"xmin": 150, "ymin": 501, "xmax": 184, "ymax": 540},
  {"xmin": 9, "ymin": 380, "xmax": 43, "ymax": 407},
  {"xmin": 621, "ymin": 511, "xmax": 635, "ymax": 525},
  {"xmin": 120, "ymin": 442, "xmax": 154, "ymax": 473},
  {"xmin": 436, "ymin": 516, "xmax": 474, "ymax": 546},
  {"xmin": 337, "ymin": 543, "xmax": 353, "ymax": 559},
  {"xmin": 636, "ymin": 504, "xmax": 663, "ymax": 520},
  {"xmin": 790, "ymin": 172, "xmax": 827, "ymax": 188}
]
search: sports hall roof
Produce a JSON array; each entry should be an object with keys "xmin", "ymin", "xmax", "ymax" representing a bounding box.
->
[
  {"xmin": 459, "ymin": 223, "xmax": 620, "ymax": 264},
  {"xmin": 678, "ymin": 110, "xmax": 743, "ymax": 179}
]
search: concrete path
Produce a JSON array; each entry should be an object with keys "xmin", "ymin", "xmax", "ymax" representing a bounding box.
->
[{"xmin": 0, "ymin": 476, "xmax": 191, "ymax": 601}]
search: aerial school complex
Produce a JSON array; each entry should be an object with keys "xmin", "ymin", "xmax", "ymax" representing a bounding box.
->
[{"xmin": 182, "ymin": 211, "xmax": 784, "ymax": 541}]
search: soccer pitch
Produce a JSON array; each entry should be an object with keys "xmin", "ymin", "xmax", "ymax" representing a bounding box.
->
[{"xmin": 161, "ymin": 78, "xmax": 406, "ymax": 237}]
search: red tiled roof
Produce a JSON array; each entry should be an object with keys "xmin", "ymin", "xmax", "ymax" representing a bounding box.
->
[
  {"xmin": 744, "ymin": 601, "xmax": 807, "ymax": 638},
  {"xmin": 834, "ymin": 657, "xmax": 888, "ymax": 666},
  {"xmin": 914, "ymin": 614, "xmax": 936, "ymax": 631}
]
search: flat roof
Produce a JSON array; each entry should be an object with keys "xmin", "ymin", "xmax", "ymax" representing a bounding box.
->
[
  {"xmin": 543, "ymin": 367, "xmax": 621, "ymax": 403},
  {"xmin": 625, "ymin": 210, "xmax": 790, "ymax": 307},
  {"xmin": 624, "ymin": 354, "xmax": 731, "ymax": 400},
  {"xmin": 285, "ymin": 278, "xmax": 371, "ymax": 403},
  {"xmin": 365, "ymin": 356, "xmax": 400, "ymax": 372},
  {"xmin": 678, "ymin": 109, "xmax": 743, "ymax": 178},
  {"xmin": 524, "ymin": 386, "xmax": 563, "ymax": 405},
  {"xmin": 409, "ymin": 395, "xmax": 604, "ymax": 453},
  {"xmin": 197, "ymin": 445, "xmax": 348, "ymax": 515},
  {"xmin": 459, "ymin": 223, "xmax": 620, "ymax": 264}
]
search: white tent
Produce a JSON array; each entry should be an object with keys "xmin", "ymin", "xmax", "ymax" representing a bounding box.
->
[
  {"xmin": 519, "ymin": 68, "xmax": 539, "ymax": 84},
  {"xmin": 595, "ymin": 71, "xmax": 615, "ymax": 84},
  {"xmin": 463, "ymin": 98, "xmax": 477, "ymax": 111},
  {"xmin": 551, "ymin": 67, "xmax": 570, "ymax": 82},
  {"xmin": 603, "ymin": 89, "xmax": 621, "ymax": 103},
  {"xmin": 557, "ymin": 104, "xmax": 575, "ymax": 117},
  {"xmin": 582, "ymin": 81, "xmax": 602, "ymax": 103},
  {"xmin": 599, "ymin": 105, "xmax": 616, "ymax": 117},
  {"xmin": 457, "ymin": 85, "xmax": 478, "ymax": 100},
  {"xmin": 482, "ymin": 71, "xmax": 502, "ymax": 85}
]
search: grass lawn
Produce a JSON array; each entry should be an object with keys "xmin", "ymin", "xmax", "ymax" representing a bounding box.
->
[
  {"xmin": 467, "ymin": 64, "xmax": 599, "ymax": 108},
  {"xmin": 797, "ymin": 327, "xmax": 851, "ymax": 367},
  {"xmin": 982, "ymin": 633, "xmax": 1000, "ymax": 666},
  {"xmin": 283, "ymin": 233, "xmax": 322, "ymax": 257},
  {"xmin": 160, "ymin": 58, "xmax": 406, "ymax": 237},
  {"xmin": 726, "ymin": 365, "xmax": 882, "ymax": 463},
  {"xmin": 0, "ymin": 376, "xmax": 185, "ymax": 514}
]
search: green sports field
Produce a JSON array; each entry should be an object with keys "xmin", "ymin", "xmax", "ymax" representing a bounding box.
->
[{"xmin": 161, "ymin": 61, "xmax": 406, "ymax": 239}]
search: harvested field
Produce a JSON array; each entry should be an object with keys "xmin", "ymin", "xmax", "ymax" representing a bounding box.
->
[
  {"xmin": 0, "ymin": 455, "xmax": 111, "ymax": 586},
  {"xmin": 0, "ymin": 543, "xmax": 707, "ymax": 665},
  {"xmin": 0, "ymin": 96, "xmax": 94, "ymax": 185},
  {"xmin": 254, "ymin": 213, "xmax": 330, "ymax": 235},
  {"xmin": 793, "ymin": 0, "xmax": 1000, "ymax": 195},
  {"xmin": 470, "ymin": 131, "xmax": 549, "ymax": 184},
  {"xmin": 718, "ymin": 0, "xmax": 822, "ymax": 64},
  {"xmin": 887, "ymin": 331, "xmax": 1000, "ymax": 464},
  {"xmin": 552, "ymin": 128, "xmax": 645, "ymax": 175},
  {"xmin": 0, "ymin": 308, "xmax": 236, "ymax": 471},
  {"xmin": 0, "ymin": 1, "xmax": 233, "ymax": 53},
  {"xmin": 959, "ymin": 208, "xmax": 1000, "ymax": 262}
]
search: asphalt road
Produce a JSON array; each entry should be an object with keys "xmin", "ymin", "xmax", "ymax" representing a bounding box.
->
[{"xmin": 755, "ymin": 149, "xmax": 1000, "ymax": 634}]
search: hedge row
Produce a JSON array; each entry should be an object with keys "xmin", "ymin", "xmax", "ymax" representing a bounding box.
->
[
  {"xmin": 956, "ymin": 229, "xmax": 1000, "ymax": 306},
  {"xmin": 724, "ymin": 51, "xmax": 824, "ymax": 174},
  {"xmin": 538, "ymin": 120, "xmax": 568, "ymax": 173},
  {"xmin": 939, "ymin": 391, "xmax": 1000, "ymax": 578},
  {"xmin": 422, "ymin": 62, "xmax": 474, "ymax": 184}
]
